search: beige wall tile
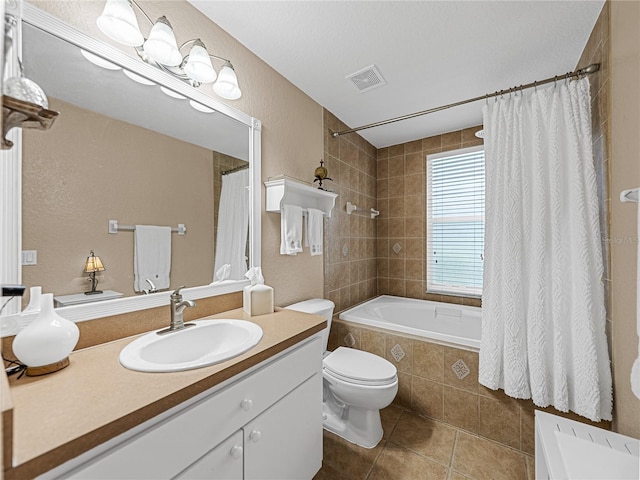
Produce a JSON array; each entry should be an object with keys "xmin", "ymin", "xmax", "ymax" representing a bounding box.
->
[
  {"xmin": 411, "ymin": 376, "xmax": 444, "ymax": 420},
  {"xmin": 479, "ymin": 395, "xmax": 521, "ymax": 449},
  {"xmin": 385, "ymin": 334, "xmax": 414, "ymax": 374},
  {"xmin": 361, "ymin": 328, "xmax": 386, "ymax": 358},
  {"xmin": 405, "ymin": 152, "xmax": 424, "ymax": 175},
  {"xmin": 444, "ymin": 386, "xmax": 479, "ymax": 433},
  {"xmin": 413, "ymin": 341, "xmax": 445, "ymax": 382},
  {"xmin": 394, "ymin": 371, "xmax": 412, "ymax": 408},
  {"xmin": 443, "ymin": 347, "xmax": 479, "ymax": 393}
]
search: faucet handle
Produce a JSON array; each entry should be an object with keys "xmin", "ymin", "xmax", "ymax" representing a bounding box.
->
[{"xmin": 171, "ymin": 286, "xmax": 186, "ymax": 298}]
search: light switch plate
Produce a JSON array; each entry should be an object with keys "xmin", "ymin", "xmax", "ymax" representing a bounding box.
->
[{"xmin": 22, "ymin": 250, "xmax": 37, "ymax": 265}]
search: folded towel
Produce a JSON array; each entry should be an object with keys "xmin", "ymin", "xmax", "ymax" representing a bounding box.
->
[
  {"xmin": 280, "ymin": 204, "xmax": 303, "ymax": 255},
  {"xmin": 134, "ymin": 225, "xmax": 171, "ymax": 292},
  {"xmin": 632, "ymin": 202, "xmax": 640, "ymax": 400},
  {"xmin": 305, "ymin": 208, "xmax": 324, "ymax": 256},
  {"xmin": 214, "ymin": 263, "xmax": 231, "ymax": 282}
]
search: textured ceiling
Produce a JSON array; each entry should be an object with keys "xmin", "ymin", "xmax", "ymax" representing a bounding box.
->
[{"xmin": 189, "ymin": 1, "xmax": 604, "ymax": 148}]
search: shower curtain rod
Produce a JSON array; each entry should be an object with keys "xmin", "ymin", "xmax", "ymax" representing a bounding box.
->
[
  {"xmin": 221, "ymin": 164, "xmax": 249, "ymax": 175},
  {"xmin": 331, "ymin": 63, "xmax": 600, "ymax": 138}
]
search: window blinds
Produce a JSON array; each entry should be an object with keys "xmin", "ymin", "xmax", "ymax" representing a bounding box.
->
[{"xmin": 426, "ymin": 146, "xmax": 485, "ymax": 296}]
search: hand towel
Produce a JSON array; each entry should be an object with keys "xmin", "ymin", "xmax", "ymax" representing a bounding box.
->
[
  {"xmin": 631, "ymin": 202, "xmax": 640, "ymax": 400},
  {"xmin": 305, "ymin": 208, "xmax": 324, "ymax": 256},
  {"xmin": 280, "ymin": 204, "xmax": 303, "ymax": 255},
  {"xmin": 134, "ymin": 225, "xmax": 172, "ymax": 292}
]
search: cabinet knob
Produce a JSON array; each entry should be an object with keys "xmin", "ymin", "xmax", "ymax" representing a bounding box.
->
[
  {"xmin": 230, "ymin": 445, "xmax": 243, "ymax": 459},
  {"xmin": 240, "ymin": 399, "xmax": 253, "ymax": 411},
  {"xmin": 250, "ymin": 430, "xmax": 262, "ymax": 443}
]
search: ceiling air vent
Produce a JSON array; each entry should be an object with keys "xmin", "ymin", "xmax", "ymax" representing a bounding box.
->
[{"xmin": 345, "ymin": 65, "xmax": 386, "ymax": 93}]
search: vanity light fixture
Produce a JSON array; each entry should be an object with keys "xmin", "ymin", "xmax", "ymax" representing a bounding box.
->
[
  {"xmin": 96, "ymin": 0, "xmax": 242, "ymax": 100},
  {"xmin": 160, "ymin": 86, "xmax": 187, "ymax": 100},
  {"xmin": 84, "ymin": 250, "xmax": 105, "ymax": 295},
  {"xmin": 80, "ymin": 49, "xmax": 121, "ymax": 70},
  {"xmin": 122, "ymin": 69, "xmax": 156, "ymax": 85},
  {"xmin": 189, "ymin": 100, "xmax": 215, "ymax": 114}
]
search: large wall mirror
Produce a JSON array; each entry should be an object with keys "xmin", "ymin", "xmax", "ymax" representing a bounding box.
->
[{"xmin": 0, "ymin": 3, "xmax": 261, "ymax": 334}]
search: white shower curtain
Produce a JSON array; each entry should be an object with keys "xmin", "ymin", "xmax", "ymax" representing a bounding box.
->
[
  {"xmin": 479, "ymin": 77, "xmax": 612, "ymax": 421},
  {"xmin": 213, "ymin": 169, "xmax": 249, "ymax": 281}
]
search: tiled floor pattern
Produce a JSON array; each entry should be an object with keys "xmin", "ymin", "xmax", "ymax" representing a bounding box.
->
[{"xmin": 314, "ymin": 405, "xmax": 534, "ymax": 480}]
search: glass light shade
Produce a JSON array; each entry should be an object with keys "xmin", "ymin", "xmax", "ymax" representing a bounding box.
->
[
  {"xmin": 213, "ymin": 63, "xmax": 242, "ymax": 100},
  {"xmin": 2, "ymin": 76, "xmax": 49, "ymax": 108},
  {"xmin": 160, "ymin": 86, "xmax": 187, "ymax": 100},
  {"xmin": 84, "ymin": 252, "xmax": 105, "ymax": 273},
  {"xmin": 183, "ymin": 41, "xmax": 217, "ymax": 84},
  {"xmin": 143, "ymin": 16, "xmax": 182, "ymax": 67},
  {"xmin": 96, "ymin": 0, "xmax": 144, "ymax": 47},
  {"xmin": 13, "ymin": 293, "xmax": 80, "ymax": 368},
  {"xmin": 81, "ymin": 49, "xmax": 121, "ymax": 71},
  {"xmin": 123, "ymin": 69, "xmax": 156, "ymax": 85},
  {"xmin": 189, "ymin": 100, "xmax": 215, "ymax": 113}
]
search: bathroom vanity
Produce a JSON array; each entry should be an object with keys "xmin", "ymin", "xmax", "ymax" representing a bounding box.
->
[{"xmin": 0, "ymin": 308, "xmax": 326, "ymax": 479}]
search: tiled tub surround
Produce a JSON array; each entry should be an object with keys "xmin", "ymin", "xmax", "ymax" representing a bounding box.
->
[
  {"xmin": 328, "ymin": 317, "xmax": 612, "ymax": 459},
  {"xmin": 375, "ymin": 126, "xmax": 483, "ymax": 307},
  {"xmin": 323, "ymin": 109, "xmax": 378, "ymax": 313}
]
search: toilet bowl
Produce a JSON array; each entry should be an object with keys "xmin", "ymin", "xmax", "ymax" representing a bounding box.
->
[{"xmin": 286, "ymin": 299, "xmax": 398, "ymax": 448}]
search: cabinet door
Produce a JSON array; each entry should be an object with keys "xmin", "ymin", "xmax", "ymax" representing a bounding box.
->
[
  {"xmin": 174, "ymin": 431, "xmax": 243, "ymax": 480},
  {"xmin": 243, "ymin": 373, "xmax": 322, "ymax": 480}
]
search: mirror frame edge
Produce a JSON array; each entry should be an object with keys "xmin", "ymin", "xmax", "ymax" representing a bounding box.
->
[{"xmin": 0, "ymin": 1, "xmax": 262, "ymax": 335}]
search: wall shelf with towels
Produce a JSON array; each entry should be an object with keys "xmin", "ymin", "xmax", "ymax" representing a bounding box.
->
[
  {"xmin": 265, "ymin": 177, "xmax": 338, "ymax": 217},
  {"xmin": 108, "ymin": 220, "xmax": 187, "ymax": 235},
  {"xmin": 346, "ymin": 201, "xmax": 380, "ymax": 219}
]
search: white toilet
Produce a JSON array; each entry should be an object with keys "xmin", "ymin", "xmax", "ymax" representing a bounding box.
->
[{"xmin": 286, "ymin": 299, "xmax": 398, "ymax": 448}]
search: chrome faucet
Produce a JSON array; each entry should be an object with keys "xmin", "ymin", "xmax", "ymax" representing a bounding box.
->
[{"xmin": 157, "ymin": 286, "xmax": 196, "ymax": 335}]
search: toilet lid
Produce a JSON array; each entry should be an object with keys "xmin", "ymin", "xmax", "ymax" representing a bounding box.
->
[{"xmin": 323, "ymin": 347, "xmax": 397, "ymax": 385}]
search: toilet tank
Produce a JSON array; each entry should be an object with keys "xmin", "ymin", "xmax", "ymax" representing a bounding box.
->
[{"xmin": 285, "ymin": 299, "xmax": 335, "ymax": 352}]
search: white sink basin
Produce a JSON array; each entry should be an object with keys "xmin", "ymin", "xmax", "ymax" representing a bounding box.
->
[{"xmin": 120, "ymin": 319, "xmax": 263, "ymax": 372}]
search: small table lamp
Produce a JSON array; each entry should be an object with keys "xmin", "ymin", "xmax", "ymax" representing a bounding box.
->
[{"xmin": 84, "ymin": 250, "xmax": 105, "ymax": 295}]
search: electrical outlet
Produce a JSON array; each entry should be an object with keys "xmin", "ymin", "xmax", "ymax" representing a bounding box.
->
[{"xmin": 22, "ymin": 250, "xmax": 37, "ymax": 265}]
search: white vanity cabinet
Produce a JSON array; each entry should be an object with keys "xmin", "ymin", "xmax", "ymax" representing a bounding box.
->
[{"xmin": 47, "ymin": 336, "xmax": 323, "ymax": 480}]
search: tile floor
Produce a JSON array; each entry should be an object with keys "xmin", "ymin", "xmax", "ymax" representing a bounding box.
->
[{"xmin": 314, "ymin": 405, "xmax": 534, "ymax": 480}]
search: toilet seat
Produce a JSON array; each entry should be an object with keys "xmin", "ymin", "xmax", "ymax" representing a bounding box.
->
[{"xmin": 323, "ymin": 347, "xmax": 397, "ymax": 386}]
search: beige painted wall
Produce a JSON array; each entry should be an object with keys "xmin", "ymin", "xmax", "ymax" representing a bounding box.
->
[
  {"xmin": 22, "ymin": 97, "xmax": 215, "ymax": 302},
  {"xmin": 610, "ymin": 0, "xmax": 640, "ymax": 438},
  {"xmin": 26, "ymin": 0, "xmax": 325, "ymax": 307}
]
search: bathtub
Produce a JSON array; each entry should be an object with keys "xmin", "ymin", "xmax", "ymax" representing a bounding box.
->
[{"xmin": 338, "ymin": 295, "xmax": 481, "ymax": 351}]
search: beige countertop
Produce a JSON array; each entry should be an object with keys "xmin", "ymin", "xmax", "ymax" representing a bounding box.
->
[{"xmin": 1, "ymin": 308, "xmax": 326, "ymax": 479}]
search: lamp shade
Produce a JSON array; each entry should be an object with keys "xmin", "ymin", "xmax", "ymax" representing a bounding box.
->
[
  {"xmin": 143, "ymin": 16, "xmax": 182, "ymax": 67},
  {"xmin": 213, "ymin": 62, "xmax": 242, "ymax": 100},
  {"xmin": 96, "ymin": 0, "xmax": 144, "ymax": 47},
  {"xmin": 84, "ymin": 251, "xmax": 105, "ymax": 273},
  {"xmin": 184, "ymin": 40, "xmax": 217, "ymax": 84}
]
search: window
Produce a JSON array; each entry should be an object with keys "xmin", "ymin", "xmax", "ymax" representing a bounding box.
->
[{"xmin": 426, "ymin": 145, "xmax": 485, "ymax": 297}]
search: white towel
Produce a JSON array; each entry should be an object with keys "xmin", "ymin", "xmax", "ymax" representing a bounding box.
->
[
  {"xmin": 134, "ymin": 225, "xmax": 171, "ymax": 292},
  {"xmin": 305, "ymin": 208, "xmax": 324, "ymax": 256},
  {"xmin": 631, "ymin": 202, "xmax": 640, "ymax": 400},
  {"xmin": 280, "ymin": 204, "xmax": 303, "ymax": 255}
]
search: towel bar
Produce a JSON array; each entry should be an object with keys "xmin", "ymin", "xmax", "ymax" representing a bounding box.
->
[
  {"xmin": 346, "ymin": 202, "xmax": 380, "ymax": 219},
  {"xmin": 108, "ymin": 220, "xmax": 186, "ymax": 235},
  {"xmin": 620, "ymin": 188, "xmax": 639, "ymax": 203}
]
